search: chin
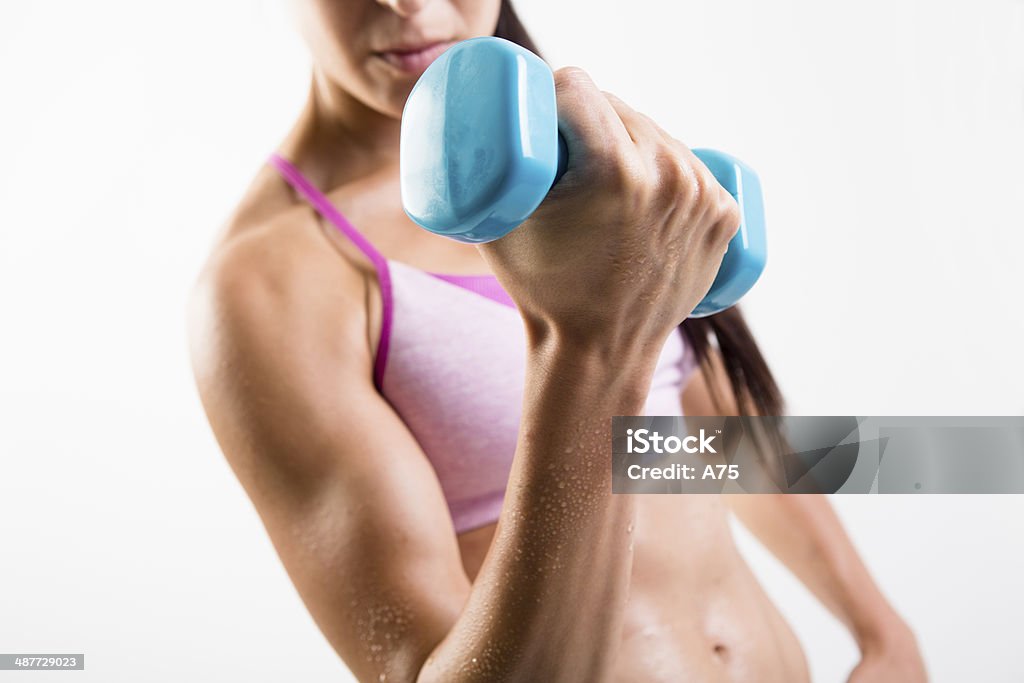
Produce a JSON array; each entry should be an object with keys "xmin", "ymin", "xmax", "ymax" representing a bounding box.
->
[
  {"xmin": 361, "ymin": 67, "xmax": 417, "ymax": 120},
  {"xmin": 381, "ymin": 84, "xmax": 417, "ymax": 119}
]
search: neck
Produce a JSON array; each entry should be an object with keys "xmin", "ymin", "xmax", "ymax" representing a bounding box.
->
[{"xmin": 281, "ymin": 67, "xmax": 402, "ymax": 190}]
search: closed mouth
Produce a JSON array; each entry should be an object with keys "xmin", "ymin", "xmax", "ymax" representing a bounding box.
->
[{"xmin": 375, "ymin": 40, "xmax": 457, "ymax": 75}]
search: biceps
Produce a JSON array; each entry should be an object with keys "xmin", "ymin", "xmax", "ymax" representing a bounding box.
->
[
  {"xmin": 192, "ymin": 292, "xmax": 472, "ymax": 681},
  {"xmin": 209, "ymin": 364, "xmax": 472, "ymax": 682},
  {"xmin": 251, "ymin": 443, "xmax": 471, "ymax": 683}
]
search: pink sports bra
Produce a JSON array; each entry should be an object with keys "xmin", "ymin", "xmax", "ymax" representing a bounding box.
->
[{"xmin": 269, "ymin": 154, "xmax": 698, "ymax": 534}]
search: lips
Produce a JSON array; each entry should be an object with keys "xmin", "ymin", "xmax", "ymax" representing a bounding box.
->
[{"xmin": 376, "ymin": 40, "xmax": 457, "ymax": 75}]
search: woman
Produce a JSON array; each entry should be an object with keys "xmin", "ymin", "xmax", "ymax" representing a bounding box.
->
[{"xmin": 188, "ymin": 1, "xmax": 928, "ymax": 680}]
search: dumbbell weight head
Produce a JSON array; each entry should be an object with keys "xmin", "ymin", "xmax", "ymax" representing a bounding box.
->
[
  {"xmin": 400, "ymin": 37, "xmax": 561, "ymax": 244},
  {"xmin": 688, "ymin": 148, "xmax": 767, "ymax": 318}
]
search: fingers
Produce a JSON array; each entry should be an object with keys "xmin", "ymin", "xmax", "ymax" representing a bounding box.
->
[
  {"xmin": 551, "ymin": 68, "xmax": 739, "ymax": 243},
  {"xmin": 604, "ymin": 97, "xmax": 740, "ymax": 246},
  {"xmin": 600, "ymin": 91, "xmax": 662, "ymax": 159},
  {"xmin": 600, "ymin": 92, "xmax": 699, "ymax": 208},
  {"xmin": 625, "ymin": 109, "xmax": 740, "ymax": 232},
  {"xmin": 552, "ymin": 67, "xmax": 633, "ymax": 159}
]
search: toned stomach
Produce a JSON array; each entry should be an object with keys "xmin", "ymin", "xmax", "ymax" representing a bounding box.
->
[{"xmin": 457, "ymin": 496, "xmax": 809, "ymax": 682}]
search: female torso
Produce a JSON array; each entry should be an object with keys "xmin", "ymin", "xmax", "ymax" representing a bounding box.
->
[
  {"xmin": 215, "ymin": 156, "xmax": 809, "ymax": 682},
  {"xmin": 467, "ymin": 497, "xmax": 808, "ymax": 682}
]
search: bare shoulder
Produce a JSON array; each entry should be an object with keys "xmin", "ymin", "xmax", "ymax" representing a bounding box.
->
[
  {"xmin": 188, "ymin": 202, "xmax": 373, "ymax": 381},
  {"xmin": 186, "ymin": 201, "xmax": 380, "ymax": 485}
]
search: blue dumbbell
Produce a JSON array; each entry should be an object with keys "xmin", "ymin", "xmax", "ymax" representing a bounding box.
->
[{"xmin": 400, "ymin": 36, "xmax": 766, "ymax": 318}]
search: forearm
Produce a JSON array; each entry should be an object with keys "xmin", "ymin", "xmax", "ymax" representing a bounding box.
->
[
  {"xmin": 726, "ymin": 494, "xmax": 907, "ymax": 650},
  {"xmin": 418, "ymin": 327, "xmax": 660, "ymax": 683}
]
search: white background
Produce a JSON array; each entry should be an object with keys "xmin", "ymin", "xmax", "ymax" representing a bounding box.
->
[{"xmin": 1, "ymin": 1, "xmax": 1022, "ymax": 681}]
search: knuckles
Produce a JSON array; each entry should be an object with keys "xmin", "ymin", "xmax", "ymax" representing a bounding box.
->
[
  {"xmin": 690, "ymin": 166, "xmax": 712, "ymax": 209},
  {"xmin": 653, "ymin": 150, "xmax": 687, "ymax": 192},
  {"xmin": 650, "ymin": 149, "xmax": 690, "ymax": 207},
  {"xmin": 591, "ymin": 152, "xmax": 645, "ymax": 197},
  {"xmin": 553, "ymin": 66, "xmax": 593, "ymax": 94},
  {"xmin": 710, "ymin": 195, "xmax": 742, "ymax": 244},
  {"xmin": 547, "ymin": 73, "xmax": 742, "ymax": 248}
]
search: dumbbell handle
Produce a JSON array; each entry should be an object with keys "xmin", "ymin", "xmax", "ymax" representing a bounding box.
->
[{"xmin": 555, "ymin": 134, "xmax": 569, "ymax": 182}]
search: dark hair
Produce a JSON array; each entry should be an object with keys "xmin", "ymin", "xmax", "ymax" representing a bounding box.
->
[
  {"xmin": 494, "ymin": 1, "xmax": 544, "ymax": 55},
  {"xmin": 494, "ymin": 1, "xmax": 787, "ymax": 425}
]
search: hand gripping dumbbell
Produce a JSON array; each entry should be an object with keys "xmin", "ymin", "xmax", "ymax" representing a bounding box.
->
[{"xmin": 399, "ymin": 37, "xmax": 766, "ymax": 318}]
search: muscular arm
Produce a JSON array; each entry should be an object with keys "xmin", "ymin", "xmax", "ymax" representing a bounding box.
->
[
  {"xmin": 420, "ymin": 331, "xmax": 651, "ymax": 682},
  {"xmin": 189, "ymin": 225, "xmax": 656, "ymax": 683},
  {"xmin": 681, "ymin": 353, "xmax": 922, "ymax": 657}
]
